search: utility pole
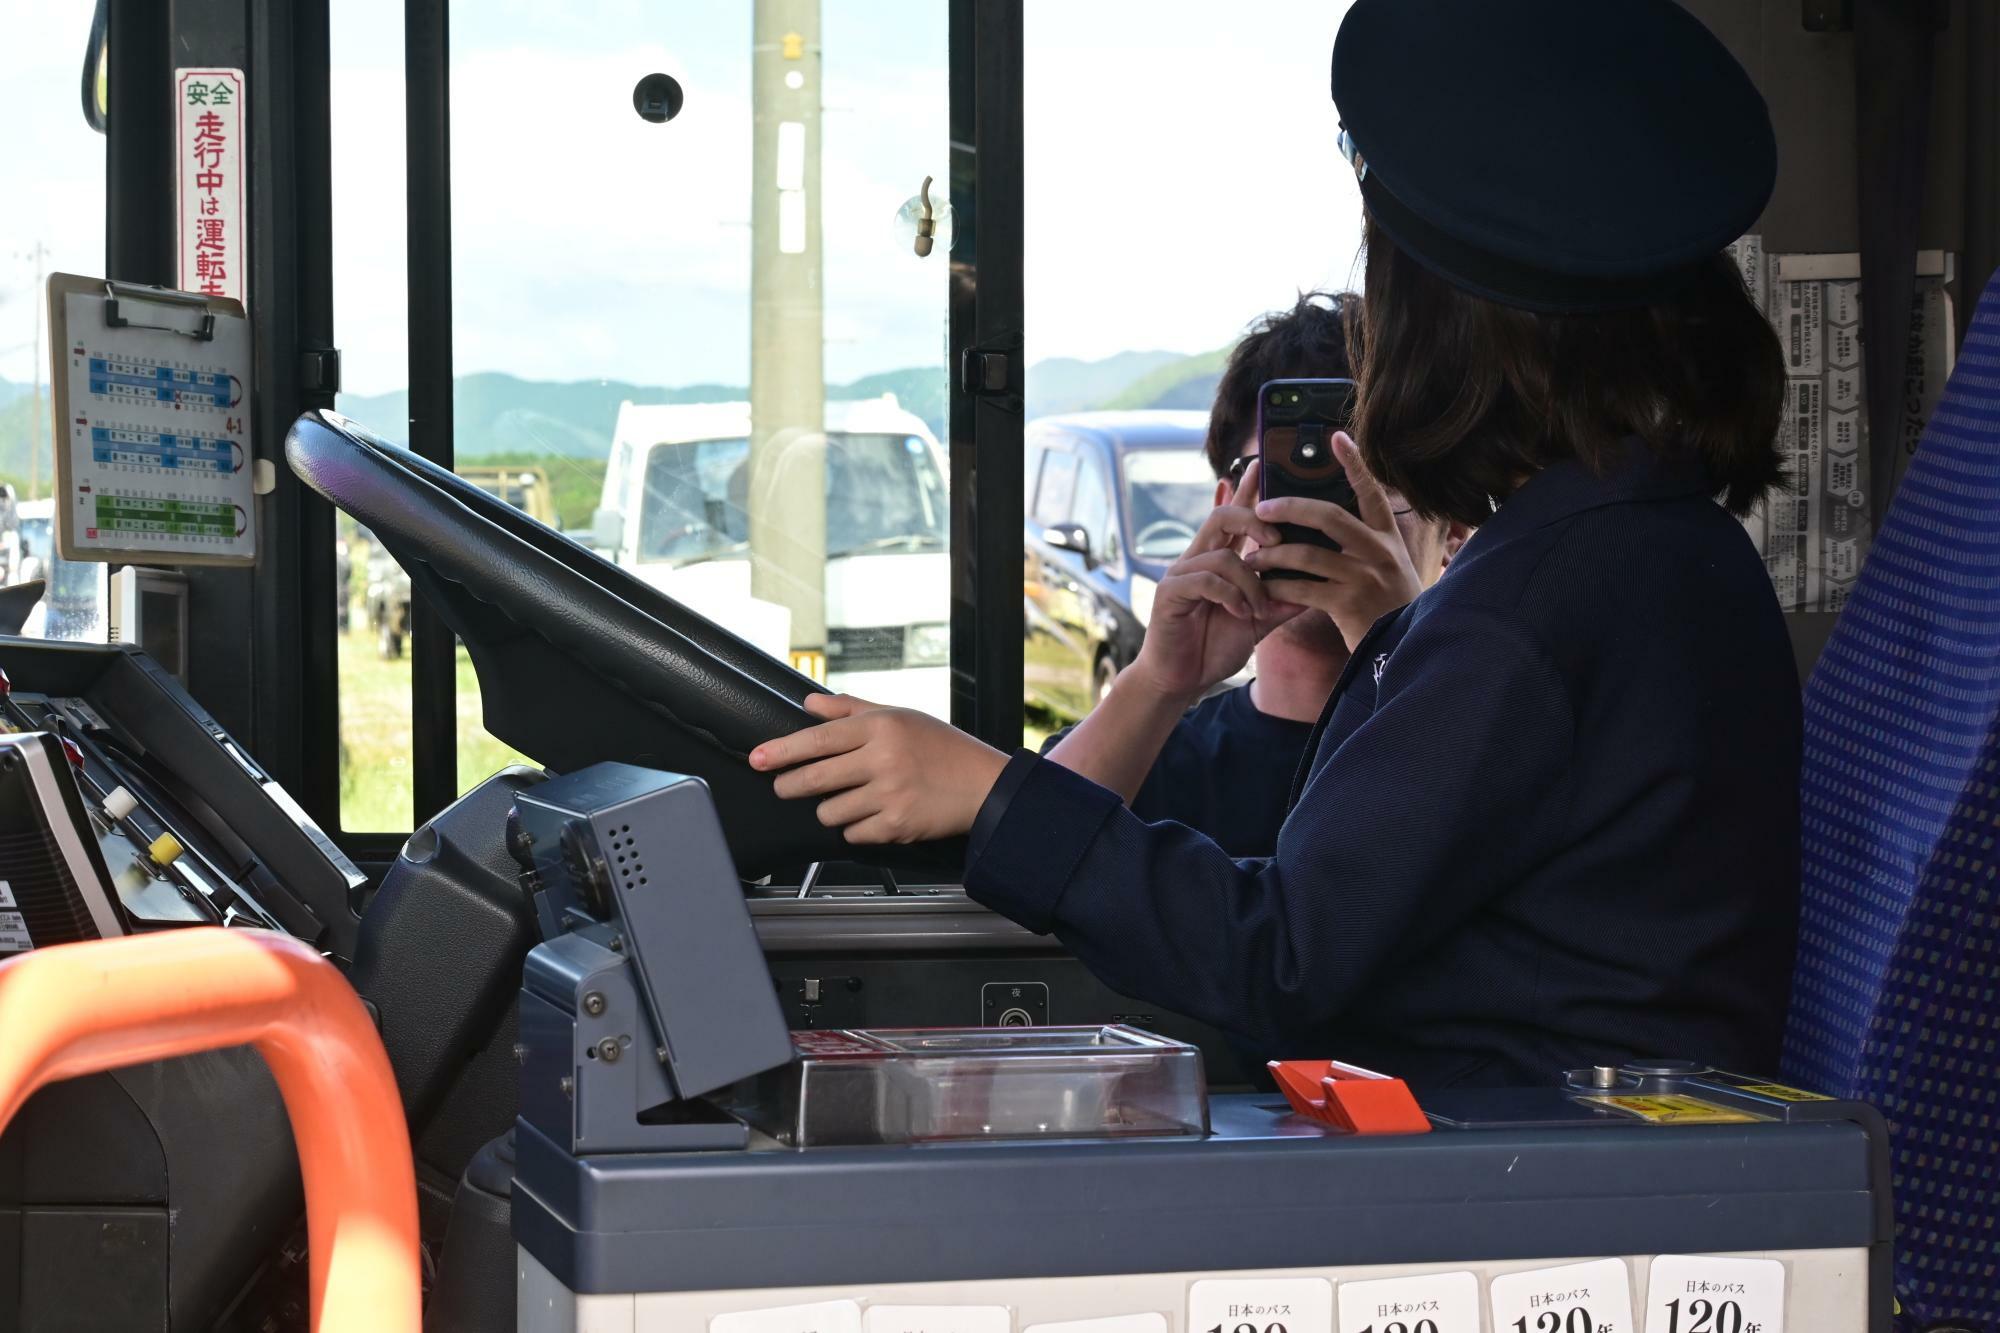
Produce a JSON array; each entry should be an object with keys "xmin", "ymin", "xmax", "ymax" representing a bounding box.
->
[
  {"xmin": 23, "ymin": 241, "xmax": 49, "ymax": 501},
  {"xmin": 749, "ymin": 0, "xmax": 827, "ymax": 663}
]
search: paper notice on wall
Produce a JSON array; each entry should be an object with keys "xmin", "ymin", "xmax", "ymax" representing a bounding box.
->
[
  {"xmin": 1728, "ymin": 237, "xmax": 1955, "ymax": 613},
  {"xmin": 177, "ymin": 69, "xmax": 247, "ymax": 309}
]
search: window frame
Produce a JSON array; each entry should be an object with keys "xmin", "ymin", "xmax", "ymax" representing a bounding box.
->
[{"xmin": 300, "ymin": 0, "xmax": 1025, "ymax": 846}]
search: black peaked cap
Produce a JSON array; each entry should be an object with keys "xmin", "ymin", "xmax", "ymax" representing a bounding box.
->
[{"xmin": 1331, "ymin": 0, "xmax": 1776, "ymax": 313}]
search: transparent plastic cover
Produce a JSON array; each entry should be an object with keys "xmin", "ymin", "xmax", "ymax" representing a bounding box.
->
[{"xmin": 726, "ymin": 1025, "xmax": 1209, "ymax": 1147}]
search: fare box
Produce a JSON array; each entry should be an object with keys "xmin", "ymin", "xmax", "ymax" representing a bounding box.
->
[
  {"xmin": 1337, "ymin": 1272, "xmax": 1480, "ymax": 1332},
  {"xmin": 1188, "ymin": 1277, "xmax": 1335, "ymax": 1332},
  {"xmin": 1489, "ymin": 1258, "xmax": 1635, "ymax": 1333},
  {"xmin": 1644, "ymin": 1256, "xmax": 1785, "ymax": 1333}
]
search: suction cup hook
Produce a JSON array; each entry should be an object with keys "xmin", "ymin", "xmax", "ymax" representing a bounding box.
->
[{"xmin": 894, "ymin": 176, "xmax": 954, "ymax": 258}]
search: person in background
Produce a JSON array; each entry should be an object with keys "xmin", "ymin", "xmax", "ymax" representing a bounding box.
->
[{"xmin": 1042, "ymin": 292, "xmax": 1464, "ymax": 858}]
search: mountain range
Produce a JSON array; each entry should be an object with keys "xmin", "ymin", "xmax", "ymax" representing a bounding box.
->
[{"xmin": 0, "ymin": 346, "xmax": 1227, "ymax": 496}]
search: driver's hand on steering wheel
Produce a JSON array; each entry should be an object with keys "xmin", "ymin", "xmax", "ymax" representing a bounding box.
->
[{"xmin": 751, "ymin": 694, "xmax": 1009, "ymax": 844}]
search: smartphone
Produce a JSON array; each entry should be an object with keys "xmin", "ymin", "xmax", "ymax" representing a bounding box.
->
[{"xmin": 1257, "ymin": 377, "xmax": 1358, "ymax": 580}]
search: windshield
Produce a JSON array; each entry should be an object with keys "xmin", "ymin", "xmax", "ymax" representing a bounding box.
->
[
  {"xmin": 827, "ymin": 432, "xmax": 947, "ymax": 556},
  {"xmin": 1122, "ymin": 447, "xmax": 1215, "ymax": 560},
  {"xmin": 638, "ymin": 432, "xmax": 945, "ymax": 565}
]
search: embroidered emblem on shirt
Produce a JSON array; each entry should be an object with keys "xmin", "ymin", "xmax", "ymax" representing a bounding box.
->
[{"xmin": 1372, "ymin": 652, "xmax": 1389, "ymax": 685}]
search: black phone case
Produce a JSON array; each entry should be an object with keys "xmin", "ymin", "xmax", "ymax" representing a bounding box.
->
[{"xmin": 1258, "ymin": 386, "xmax": 1359, "ymax": 582}]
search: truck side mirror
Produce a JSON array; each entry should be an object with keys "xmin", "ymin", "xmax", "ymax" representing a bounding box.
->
[{"xmin": 591, "ymin": 508, "xmax": 625, "ymax": 553}]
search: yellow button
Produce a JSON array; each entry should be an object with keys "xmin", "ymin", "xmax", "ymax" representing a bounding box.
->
[{"xmin": 148, "ymin": 832, "xmax": 185, "ymax": 866}]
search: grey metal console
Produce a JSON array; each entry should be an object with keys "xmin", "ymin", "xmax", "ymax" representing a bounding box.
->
[
  {"xmin": 514, "ymin": 1091, "xmax": 1887, "ymax": 1329},
  {"xmin": 480, "ymin": 768, "xmax": 1891, "ymax": 1333}
]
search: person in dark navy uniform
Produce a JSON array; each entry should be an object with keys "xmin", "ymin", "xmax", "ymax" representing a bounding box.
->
[
  {"xmin": 752, "ymin": 0, "xmax": 1800, "ymax": 1090},
  {"xmin": 1040, "ymin": 293, "xmax": 1464, "ymax": 859}
]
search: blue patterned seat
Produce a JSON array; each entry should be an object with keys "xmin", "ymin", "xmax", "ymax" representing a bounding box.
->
[{"xmin": 1786, "ymin": 268, "xmax": 2000, "ymax": 1330}]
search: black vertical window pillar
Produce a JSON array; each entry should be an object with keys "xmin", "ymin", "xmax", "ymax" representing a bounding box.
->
[
  {"xmin": 947, "ymin": 0, "xmax": 1026, "ymax": 753},
  {"xmin": 406, "ymin": 0, "xmax": 459, "ymax": 824},
  {"xmin": 106, "ymin": 0, "xmax": 173, "ymax": 285},
  {"xmin": 285, "ymin": 0, "xmax": 340, "ymax": 825}
]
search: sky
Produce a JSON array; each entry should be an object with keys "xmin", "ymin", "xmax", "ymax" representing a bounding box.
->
[
  {"xmin": 0, "ymin": 3, "xmax": 106, "ymax": 387},
  {"xmin": 2, "ymin": 0, "xmax": 1366, "ymax": 397}
]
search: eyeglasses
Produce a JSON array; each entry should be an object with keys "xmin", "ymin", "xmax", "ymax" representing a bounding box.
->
[
  {"xmin": 1225, "ymin": 455, "xmax": 1412, "ymax": 515},
  {"xmin": 1337, "ymin": 123, "xmax": 1368, "ymax": 182}
]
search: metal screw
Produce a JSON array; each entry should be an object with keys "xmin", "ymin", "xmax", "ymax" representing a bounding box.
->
[
  {"xmin": 609, "ymin": 935, "xmax": 626, "ymax": 953},
  {"xmin": 597, "ymin": 1037, "xmax": 622, "ymax": 1064},
  {"xmin": 511, "ymin": 1043, "xmax": 527, "ymax": 1064},
  {"xmin": 583, "ymin": 991, "xmax": 607, "ymax": 1016},
  {"xmin": 656, "ymin": 1046, "xmax": 670, "ymax": 1064},
  {"xmin": 559, "ymin": 1076, "xmax": 575, "ymax": 1098}
]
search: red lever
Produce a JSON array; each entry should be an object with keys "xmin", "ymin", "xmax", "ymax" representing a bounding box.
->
[{"xmin": 1269, "ymin": 1058, "xmax": 1431, "ymax": 1135}]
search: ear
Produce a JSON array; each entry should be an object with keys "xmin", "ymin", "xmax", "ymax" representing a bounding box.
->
[
  {"xmin": 1214, "ymin": 479, "xmax": 1232, "ymax": 507},
  {"xmin": 1441, "ymin": 520, "xmax": 1472, "ymax": 567}
]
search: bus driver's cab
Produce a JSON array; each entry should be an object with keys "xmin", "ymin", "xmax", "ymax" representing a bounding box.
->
[{"xmin": 0, "ymin": 3, "xmax": 1993, "ymax": 1332}]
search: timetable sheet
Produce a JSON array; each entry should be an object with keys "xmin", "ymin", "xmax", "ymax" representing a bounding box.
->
[{"xmin": 51, "ymin": 277, "xmax": 256, "ymax": 566}]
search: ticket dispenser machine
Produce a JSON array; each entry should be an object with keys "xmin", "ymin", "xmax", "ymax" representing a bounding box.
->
[{"xmin": 505, "ymin": 768, "xmax": 1892, "ymax": 1333}]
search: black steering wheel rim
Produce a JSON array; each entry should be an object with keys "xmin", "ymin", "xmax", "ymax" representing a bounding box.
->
[{"xmin": 287, "ymin": 408, "xmax": 964, "ymax": 878}]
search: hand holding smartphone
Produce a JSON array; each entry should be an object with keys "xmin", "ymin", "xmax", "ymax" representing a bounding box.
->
[{"xmin": 1256, "ymin": 377, "xmax": 1359, "ymax": 581}]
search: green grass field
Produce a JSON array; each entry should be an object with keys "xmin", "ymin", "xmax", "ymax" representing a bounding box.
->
[{"xmin": 336, "ymin": 615, "xmax": 532, "ymax": 833}]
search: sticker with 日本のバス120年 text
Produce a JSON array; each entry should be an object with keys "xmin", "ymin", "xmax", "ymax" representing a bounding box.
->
[
  {"xmin": 1491, "ymin": 1258, "xmax": 1635, "ymax": 1333},
  {"xmin": 1644, "ymin": 1255, "xmax": 1785, "ymax": 1333}
]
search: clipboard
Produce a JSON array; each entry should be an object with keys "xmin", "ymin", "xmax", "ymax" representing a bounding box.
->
[{"xmin": 46, "ymin": 273, "xmax": 257, "ymax": 567}]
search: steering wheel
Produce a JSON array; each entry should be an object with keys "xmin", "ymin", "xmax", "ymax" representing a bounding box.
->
[
  {"xmin": 1132, "ymin": 519, "xmax": 1197, "ymax": 554},
  {"xmin": 286, "ymin": 409, "xmax": 962, "ymax": 879}
]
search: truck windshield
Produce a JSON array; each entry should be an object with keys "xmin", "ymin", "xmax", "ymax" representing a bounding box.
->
[
  {"xmin": 1122, "ymin": 448, "xmax": 1215, "ymax": 560},
  {"xmin": 639, "ymin": 433, "xmax": 946, "ymax": 565}
]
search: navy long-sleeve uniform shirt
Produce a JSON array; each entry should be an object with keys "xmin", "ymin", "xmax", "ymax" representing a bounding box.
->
[
  {"xmin": 966, "ymin": 440, "xmax": 1802, "ymax": 1090},
  {"xmin": 1040, "ymin": 685, "xmax": 1317, "ymax": 859}
]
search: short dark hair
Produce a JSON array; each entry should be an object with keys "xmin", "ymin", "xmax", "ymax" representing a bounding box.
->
[
  {"xmin": 1205, "ymin": 291, "xmax": 1358, "ymax": 480},
  {"xmin": 1351, "ymin": 214, "xmax": 1785, "ymax": 526}
]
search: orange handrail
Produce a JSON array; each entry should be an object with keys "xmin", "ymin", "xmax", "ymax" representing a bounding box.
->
[{"xmin": 0, "ymin": 928, "xmax": 420, "ymax": 1333}]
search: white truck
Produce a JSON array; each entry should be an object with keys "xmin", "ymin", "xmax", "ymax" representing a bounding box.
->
[{"xmin": 594, "ymin": 396, "xmax": 951, "ymax": 719}]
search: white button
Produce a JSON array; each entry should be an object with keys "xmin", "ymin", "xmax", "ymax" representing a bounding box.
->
[{"xmin": 103, "ymin": 786, "xmax": 139, "ymax": 821}]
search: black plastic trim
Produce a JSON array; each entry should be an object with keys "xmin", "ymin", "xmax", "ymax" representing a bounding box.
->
[{"xmin": 948, "ymin": 0, "xmax": 1026, "ymax": 752}]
